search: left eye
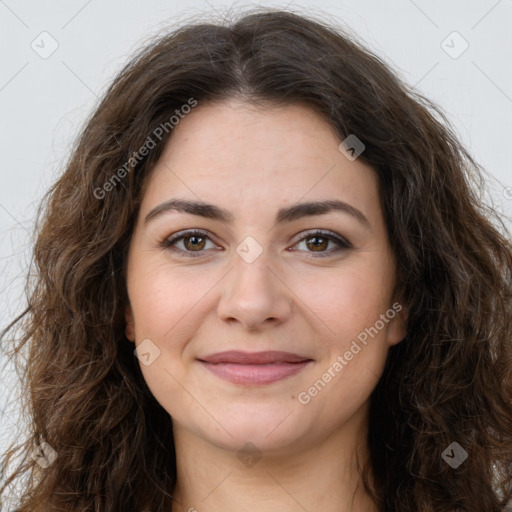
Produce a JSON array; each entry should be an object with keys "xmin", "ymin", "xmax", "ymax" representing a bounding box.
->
[
  {"xmin": 292, "ymin": 230, "xmax": 352, "ymax": 257},
  {"xmin": 161, "ymin": 229, "xmax": 351, "ymax": 258}
]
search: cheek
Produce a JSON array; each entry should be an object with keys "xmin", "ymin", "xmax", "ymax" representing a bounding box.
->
[
  {"xmin": 128, "ymin": 258, "xmax": 215, "ymax": 339},
  {"xmin": 298, "ymin": 311, "xmax": 391, "ymax": 431},
  {"xmin": 127, "ymin": 260, "xmax": 215, "ymax": 394},
  {"xmin": 290, "ymin": 257, "xmax": 395, "ymax": 344},
  {"xmin": 290, "ymin": 258, "xmax": 394, "ymax": 405}
]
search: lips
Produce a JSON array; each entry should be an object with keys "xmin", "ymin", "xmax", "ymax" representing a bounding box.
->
[
  {"xmin": 197, "ymin": 351, "xmax": 313, "ymax": 385},
  {"xmin": 198, "ymin": 350, "xmax": 311, "ymax": 365}
]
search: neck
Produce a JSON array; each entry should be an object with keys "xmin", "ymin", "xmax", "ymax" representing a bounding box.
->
[{"xmin": 169, "ymin": 405, "xmax": 378, "ymax": 512}]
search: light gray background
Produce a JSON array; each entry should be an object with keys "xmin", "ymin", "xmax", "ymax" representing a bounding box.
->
[{"xmin": 1, "ymin": 0, "xmax": 511, "ymax": 498}]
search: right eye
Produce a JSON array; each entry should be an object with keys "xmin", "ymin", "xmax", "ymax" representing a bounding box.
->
[{"xmin": 161, "ymin": 229, "xmax": 221, "ymax": 258}]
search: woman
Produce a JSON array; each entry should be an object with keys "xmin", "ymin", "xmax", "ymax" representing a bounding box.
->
[{"xmin": 1, "ymin": 8, "xmax": 511, "ymax": 512}]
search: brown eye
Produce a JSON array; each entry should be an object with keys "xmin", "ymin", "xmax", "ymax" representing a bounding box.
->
[
  {"xmin": 161, "ymin": 230, "xmax": 217, "ymax": 257},
  {"xmin": 304, "ymin": 235, "xmax": 329, "ymax": 252},
  {"xmin": 292, "ymin": 230, "xmax": 352, "ymax": 257},
  {"xmin": 182, "ymin": 234, "xmax": 207, "ymax": 251}
]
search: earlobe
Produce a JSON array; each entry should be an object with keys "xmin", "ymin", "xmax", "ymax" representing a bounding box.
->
[
  {"xmin": 124, "ymin": 305, "xmax": 135, "ymax": 342},
  {"xmin": 397, "ymin": 306, "xmax": 408, "ymax": 331},
  {"xmin": 387, "ymin": 302, "xmax": 408, "ymax": 347}
]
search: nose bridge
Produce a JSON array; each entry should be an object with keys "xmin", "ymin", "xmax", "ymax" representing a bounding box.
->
[{"xmin": 216, "ymin": 237, "xmax": 292, "ymax": 328}]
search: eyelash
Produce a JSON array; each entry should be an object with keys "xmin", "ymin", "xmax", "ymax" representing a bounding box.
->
[{"xmin": 161, "ymin": 229, "xmax": 352, "ymax": 258}]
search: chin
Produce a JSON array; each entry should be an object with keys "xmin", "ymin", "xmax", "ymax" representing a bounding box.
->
[{"xmin": 201, "ymin": 407, "xmax": 310, "ymax": 454}]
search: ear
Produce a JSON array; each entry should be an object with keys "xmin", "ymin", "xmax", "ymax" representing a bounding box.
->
[
  {"xmin": 124, "ymin": 305, "xmax": 136, "ymax": 342},
  {"xmin": 386, "ymin": 301, "xmax": 408, "ymax": 347}
]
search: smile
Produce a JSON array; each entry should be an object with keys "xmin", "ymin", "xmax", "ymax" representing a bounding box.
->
[{"xmin": 197, "ymin": 350, "xmax": 314, "ymax": 385}]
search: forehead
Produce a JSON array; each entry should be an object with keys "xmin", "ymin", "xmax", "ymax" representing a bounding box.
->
[{"xmin": 141, "ymin": 100, "xmax": 380, "ymax": 224}]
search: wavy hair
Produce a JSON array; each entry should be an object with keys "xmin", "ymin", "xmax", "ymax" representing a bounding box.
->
[{"xmin": 1, "ymin": 7, "xmax": 511, "ymax": 511}]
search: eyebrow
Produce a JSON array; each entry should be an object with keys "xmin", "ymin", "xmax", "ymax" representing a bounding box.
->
[{"xmin": 144, "ymin": 198, "xmax": 371, "ymax": 229}]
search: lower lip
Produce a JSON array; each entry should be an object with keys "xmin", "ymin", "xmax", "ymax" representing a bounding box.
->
[{"xmin": 199, "ymin": 361, "xmax": 312, "ymax": 385}]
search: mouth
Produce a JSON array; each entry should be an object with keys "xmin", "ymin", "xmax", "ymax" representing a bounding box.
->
[{"xmin": 197, "ymin": 350, "xmax": 314, "ymax": 385}]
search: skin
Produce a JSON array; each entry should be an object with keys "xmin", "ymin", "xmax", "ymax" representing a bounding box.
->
[{"xmin": 124, "ymin": 99, "xmax": 407, "ymax": 512}]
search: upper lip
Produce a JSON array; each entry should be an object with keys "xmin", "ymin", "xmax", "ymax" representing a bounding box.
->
[{"xmin": 198, "ymin": 350, "xmax": 312, "ymax": 364}]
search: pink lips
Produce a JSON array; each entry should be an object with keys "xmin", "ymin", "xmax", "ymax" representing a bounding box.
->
[{"xmin": 198, "ymin": 350, "xmax": 313, "ymax": 385}]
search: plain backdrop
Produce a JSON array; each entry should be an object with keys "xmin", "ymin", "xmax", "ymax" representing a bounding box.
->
[{"xmin": 1, "ymin": 0, "xmax": 511, "ymax": 493}]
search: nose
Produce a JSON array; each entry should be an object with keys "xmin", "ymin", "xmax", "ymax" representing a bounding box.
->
[{"xmin": 216, "ymin": 248, "xmax": 293, "ymax": 331}]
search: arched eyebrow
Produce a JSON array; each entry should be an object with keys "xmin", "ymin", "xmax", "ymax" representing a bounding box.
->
[{"xmin": 144, "ymin": 198, "xmax": 371, "ymax": 230}]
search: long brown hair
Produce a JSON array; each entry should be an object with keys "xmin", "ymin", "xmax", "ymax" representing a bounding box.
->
[{"xmin": 1, "ymin": 7, "xmax": 511, "ymax": 511}]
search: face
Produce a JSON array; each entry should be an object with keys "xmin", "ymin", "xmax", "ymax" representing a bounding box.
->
[{"xmin": 124, "ymin": 99, "xmax": 407, "ymax": 455}]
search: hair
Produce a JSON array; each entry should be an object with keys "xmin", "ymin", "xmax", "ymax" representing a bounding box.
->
[{"xmin": 1, "ymin": 7, "xmax": 511, "ymax": 512}]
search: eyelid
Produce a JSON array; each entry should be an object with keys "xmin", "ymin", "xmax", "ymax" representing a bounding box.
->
[
  {"xmin": 160, "ymin": 229, "xmax": 217, "ymax": 249},
  {"xmin": 290, "ymin": 229, "xmax": 352, "ymax": 249}
]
